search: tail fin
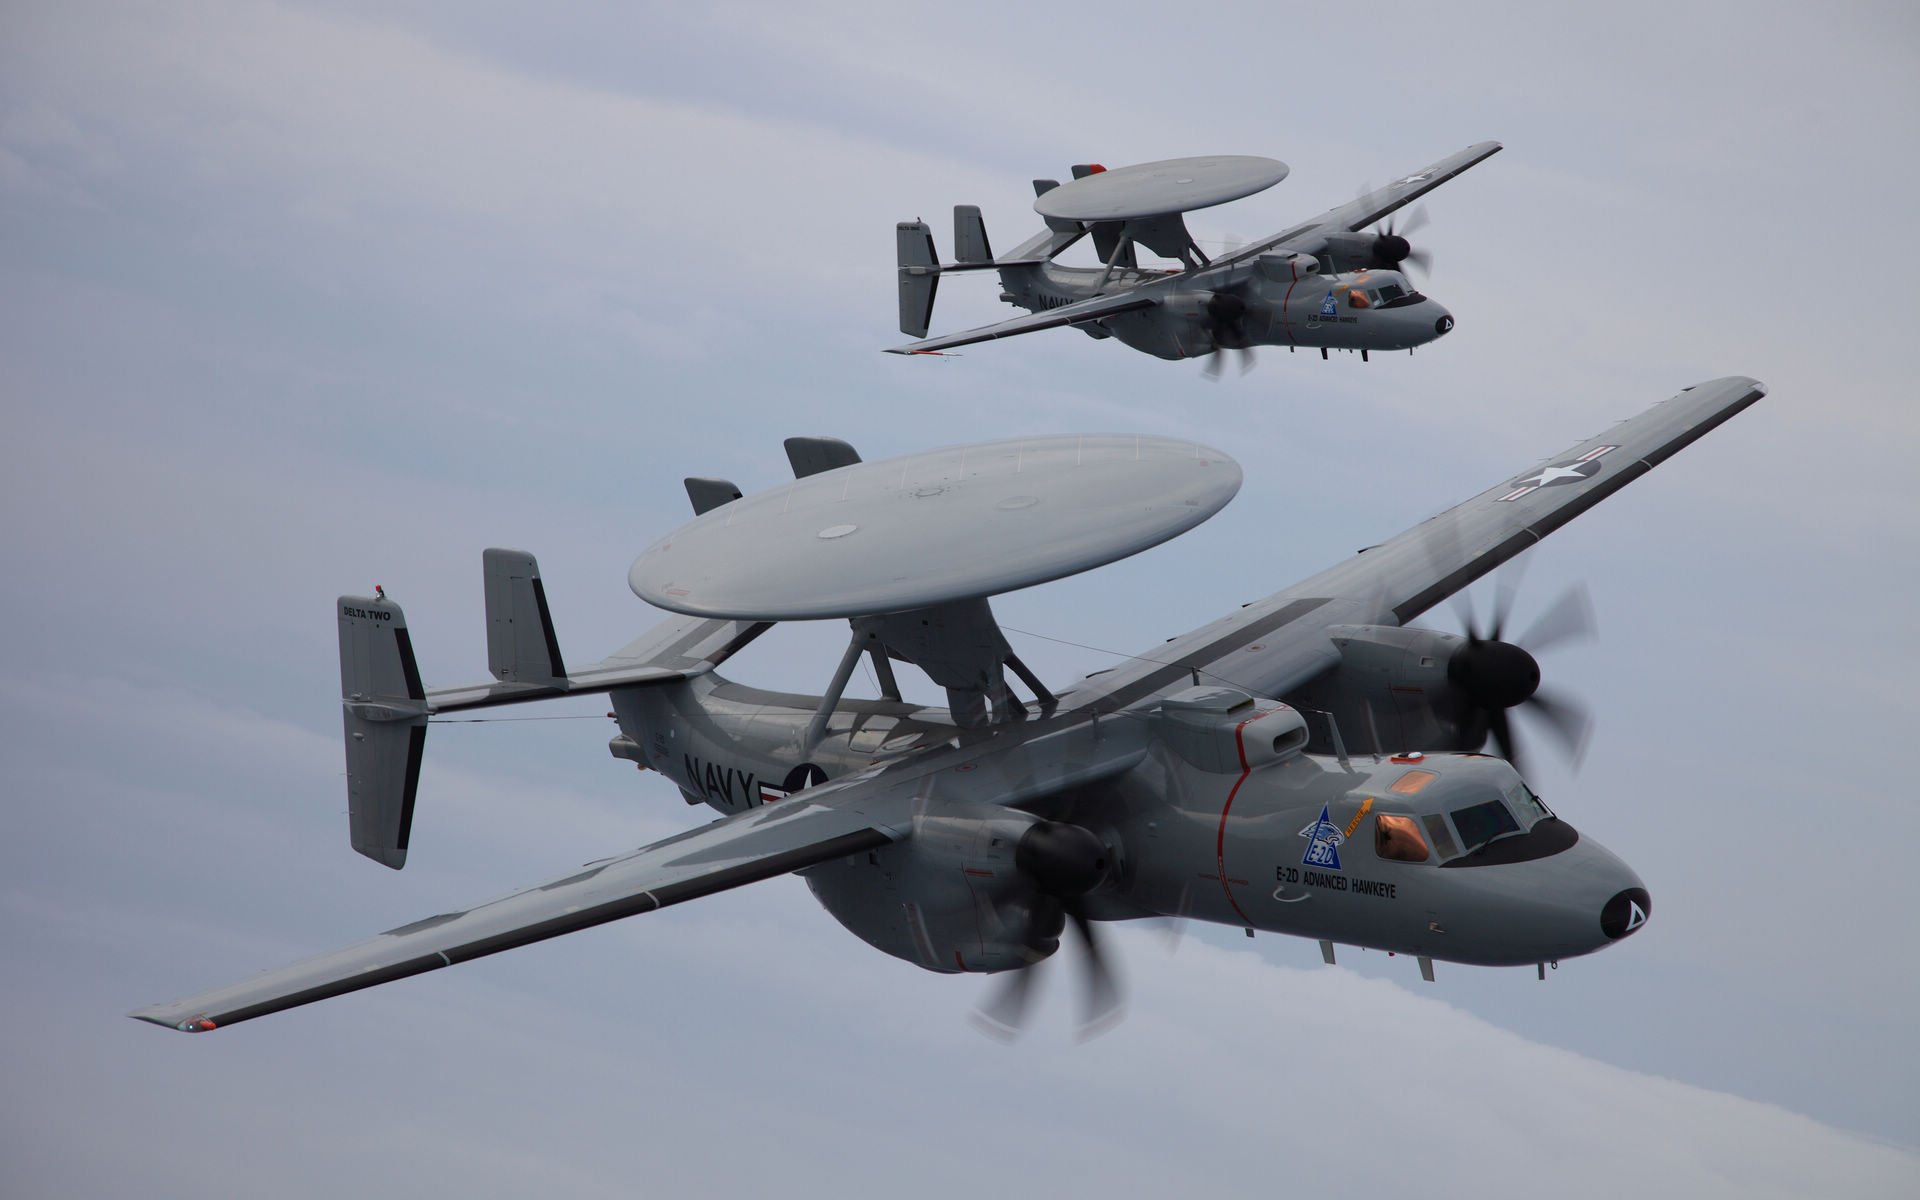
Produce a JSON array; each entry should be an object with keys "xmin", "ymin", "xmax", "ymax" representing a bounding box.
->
[
  {"xmin": 1033, "ymin": 180, "xmax": 1079, "ymax": 233},
  {"xmin": 482, "ymin": 549, "xmax": 566, "ymax": 688},
  {"xmin": 896, "ymin": 220, "xmax": 940, "ymax": 337},
  {"xmin": 338, "ymin": 594, "xmax": 428, "ymax": 869},
  {"xmin": 953, "ymin": 205, "xmax": 993, "ymax": 264}
]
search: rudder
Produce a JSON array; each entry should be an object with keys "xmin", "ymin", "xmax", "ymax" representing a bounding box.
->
[
  {"xmin": 338, "ymin": 594, "xmax": 428, "ymax": 869},
  {"xmin": 896, "ymin": 220, "xmax": 940, "ymax": 337}
]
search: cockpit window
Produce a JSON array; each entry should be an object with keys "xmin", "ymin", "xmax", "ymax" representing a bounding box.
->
[
  {"xmin": 1422, "ymin": 814, "xmax": 1459, "ymax": 860},
  {"xmin": 1375, "ymin": 814, "xmax": 1429, "ymax": 862},
  {"xmin": 1376, "ymin": 283, "xmax": 1406, "ymax": 305},
  {"xmin": 1347, "ymin": 288, "xmax": 1372, "ymax": 309},
  {"xmin": 1450, "ymin": 799, "xmax": 1521, "ymax": 855},
  {"xmin": 1506, "ymin": 781, "xmax": 1554, "ymax": 824}
]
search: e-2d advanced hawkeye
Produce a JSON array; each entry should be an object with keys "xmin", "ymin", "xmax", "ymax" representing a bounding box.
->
[
  {"xmin": 890, "ymin": 141, "xmax": 1499, "ymax": 375},
  {"xmin": 131, "ymin": 376, "xmax": 1760, "ymax": 1037}
]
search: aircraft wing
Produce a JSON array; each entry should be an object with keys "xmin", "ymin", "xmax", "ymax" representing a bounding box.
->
[
  {"xmin": 1068, "ymin": 376, "xmax": 1766, "ymax": 712},
  {"xmin": 130, "ymin": 713, "xmax": 1147, "ymax": 1032},
  {"xmin": 885, "ymin": 290, "xmax": 1158, "ymax": 355},
  {"xmin": 1224, "ymin": 140, "xmax": 1504, "ymax": 265},
  {"xmin": 128, "ymin": 785, "xmax": 903, "ymax": 1032}
]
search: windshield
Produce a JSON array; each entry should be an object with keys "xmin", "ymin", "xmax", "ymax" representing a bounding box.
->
[
  {"xmin": 1449, "ymin": 797, "xmax": 1521, "ymax": 855},
  {"xmin": 1505, "ymin": 781, "xmax": 1554, "ymax": 825},
  {"xmin": 1373, "ymin": 281, "xmax": 1427, "ymax": 308}
]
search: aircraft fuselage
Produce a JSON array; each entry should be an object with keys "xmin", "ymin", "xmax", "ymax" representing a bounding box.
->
[
  {"xmin": 612, "ymin": 674, "xmax": 1646, "ymax": 979},
  {"xmin": 1001, "ymin": 262, "xmax": 1455, "ymax": 360}
]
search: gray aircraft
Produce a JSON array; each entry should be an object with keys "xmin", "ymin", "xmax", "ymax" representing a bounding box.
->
[
  {"xmin": 890, "ymin": 142, "xmax": 1500, "ymax": 372},
  {"xmin": 130, "ymin": 376, "xmax": 1761, "ymax": 1036}
]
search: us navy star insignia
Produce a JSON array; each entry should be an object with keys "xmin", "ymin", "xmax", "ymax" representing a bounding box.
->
[{"xmin": 1497, "ymin": 445, "xmax": 1619, "ymax": 502}]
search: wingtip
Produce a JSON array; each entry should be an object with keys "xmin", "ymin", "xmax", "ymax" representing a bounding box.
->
[
  {"xmin": 1696, "ymin": 374, "xmax": 1766, "ymax": 396},
  {"xmin": 127, "ymin": 1006, "xmax": 218, "ymax": 1033}
]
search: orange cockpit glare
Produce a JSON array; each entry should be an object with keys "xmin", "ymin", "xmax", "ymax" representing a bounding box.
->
[
  {"xmin": 1390, "ymin": 769, "xmax": 1437, "ymax": 795},
  {"xmin": 1376, "ymin": 814, "xmax": 1430, "ymax": 863}
]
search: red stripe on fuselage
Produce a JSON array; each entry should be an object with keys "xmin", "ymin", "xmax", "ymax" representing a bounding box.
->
[{"xmin": 1213, "ymin": 713, "xmax": 1263, "ymax": 926}]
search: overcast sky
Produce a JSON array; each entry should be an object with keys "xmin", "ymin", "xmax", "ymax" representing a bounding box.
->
[{"xmin": 3, "ymin": 1, "xmax": 1918, "ymax": 1195}]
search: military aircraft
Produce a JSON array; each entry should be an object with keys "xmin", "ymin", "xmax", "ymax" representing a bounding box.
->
[
  {"xmin": 889, "ymin": 141, "xmax": 1500, "ymax": 373},
  {"xmin": 130, "ymin": 376, "xmax": 1762, "ymax": 1037}
]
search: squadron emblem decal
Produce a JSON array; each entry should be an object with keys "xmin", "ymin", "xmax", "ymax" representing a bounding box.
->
[
  {"xmin": 1498, "ymin": 444, "xmax": 1619, "ymax": 502},
  {"xmin": 1299, "ymin": 804, "xmax": 1345, "ymax": 870}
]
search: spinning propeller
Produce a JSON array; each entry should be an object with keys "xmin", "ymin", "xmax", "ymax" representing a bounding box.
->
[
  {"xmin": 973, "ymin": 820, "xmax": 1123, "ymax": 1040},
  {"xmin": 1200, "ymin": 288, "xmax": 1257, "ymax": 379},
  {"xmin": 1366, "ymin": 203, "xmax": 1433, "ymax": 277},
  {"xmin": 1444, "ymin": 568, "xmax": 1596, "ymax": 779}
]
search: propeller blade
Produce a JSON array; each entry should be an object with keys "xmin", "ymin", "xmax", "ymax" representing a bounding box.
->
[
  {"xmin": 1202, "ymin": 352, "xmax": 1224, "ymax": 380},
  {"xmin": 1489, "ymin": 555, "xmax": 1530, "ymax": 642},
  {"xmin": 1403, "ymin": 248, "xmax": 1433, "ymax": 277},
  {"xmin": 1396, "ymin": 204, "xmax": 1430, "ymax": 238},
  {"xmin": 1487, "ymin": 706, "xmax": 1522, "ymax": 779},
  {"xmin": 975, "ymin": 820, "xmax": 1122, "ymax": 1040},
  {"xmin": 1067, "ymin": 904, "xmax": 1123, "ymax": 1041},
  {"xmin": 1153, "ymin": 883, "xmax": 1195, "ymax": 955},
  {"xmin": 971, "ymin": 958, "xmax": 1040, "ymax": 1042},
  {"xmin": 1453, "ymin": 587, "xmax": 1481, "ymax": 642},
  {"xmin": 1518, "ymin": 584, "xmax": 1597, "ymax": 655},
  {"xmin": 1525, "ymin": 685, "xmax": 1594, "ymax": 769},
  {"xmin": 1237, "ymin": 346, "xmax": 1256, "ymax": 376}
]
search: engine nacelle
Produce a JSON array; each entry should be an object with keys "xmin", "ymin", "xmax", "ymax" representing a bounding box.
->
[
  {"xmin": 1159, "ymin": 291, "xmax": 1217, "ymax": 326},
  {"xmin": 1317, "ymin": 231, "xmax": 1411, "ymax": 274},
  {"xmin": 1282, "ymin": 624, "xmax": 1469, "ymax": 755},
  {"xmin": 802, "ymin": 801, "xmax": 1066, "ymax": 974}
]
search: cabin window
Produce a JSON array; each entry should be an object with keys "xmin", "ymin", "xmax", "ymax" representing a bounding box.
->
[
  {"xmin": 1375, "ymin": 814, "xmax": 1430, "ymax": 862},
  {"xmin": 1450, "ymin": 798, "xmax": 1522, "ymax": 855}
]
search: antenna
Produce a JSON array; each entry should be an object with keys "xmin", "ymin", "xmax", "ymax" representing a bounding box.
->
[{"xmin": 1315, "ymin": 709, "xmax": 1352, "ymax": 772}]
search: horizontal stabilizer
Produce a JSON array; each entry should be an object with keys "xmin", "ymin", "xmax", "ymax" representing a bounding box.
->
[
  {"xmin": 338, "ymin": 594, "xmax": 428, "ymax": 870},
  {"xmin": 483, "ymin": 549, "xmax": 566, "ymax": 688}
]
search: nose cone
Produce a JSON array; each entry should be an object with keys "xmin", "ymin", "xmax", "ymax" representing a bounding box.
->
[
  {"xmin": 1565, "ymin": 835, "xmax": 1650, "ymax": 956},
  {"xmin": 1454, "ymin": 829, "xmax": 1650, "ymax": 964},
  {"xmin": 1601, "ymin": 885, "xmax": 1652, "ymax": 941},
  {"xmin": 1431, "ymin": 306, "xmax": 1455, "ymax": 338}
]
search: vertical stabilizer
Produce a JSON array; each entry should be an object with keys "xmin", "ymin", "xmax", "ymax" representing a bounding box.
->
[
  {"xmin": 954, "ymin": 205, "xmax": 993, "ymax": 264},
  {"xmin": 896, "ymin": 220, "xmax": 941, "ymax": 337},
  {"xmin": 338, "ymin": 594, "xmax": 428, "ymax": 869},
  {"xmin": 482, "ymin": 549, "xmax": 567, "ymax": 688},
  {"xmin": 1033, "ymin": 179, "xmax": 1079, "ymax": 233}
]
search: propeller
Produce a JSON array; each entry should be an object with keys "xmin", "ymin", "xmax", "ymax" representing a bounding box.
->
[
  {"xmin": 973, "ymin": 820, "xmax": 1123, "ymax": 1041},
  {"xmin": 1443, "ymin": 567, "xmax": 1597, "ymax": 779},
  {"xmin": 1366, "ymin": 204, "xmax": 1433, "ymax": 277},
  {"xmin": 1200, "ymin": 288, "xmax": 1256, "ymax": 379}
]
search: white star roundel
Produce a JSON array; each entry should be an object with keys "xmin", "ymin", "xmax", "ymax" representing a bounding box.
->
[{"xmin": 1497, "ymin": 445, "xmax": 1619, "ymax": 503}]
